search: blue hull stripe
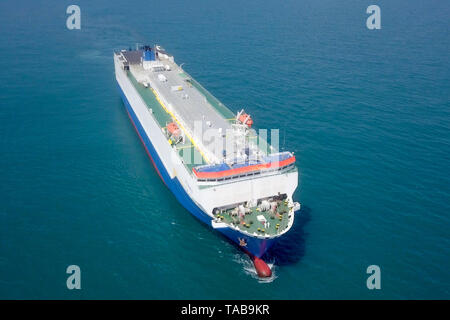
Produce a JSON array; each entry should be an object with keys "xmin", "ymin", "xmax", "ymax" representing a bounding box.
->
[{"xmin": 117, "ymin": 81, "xmax": 277, "ymax": 258}]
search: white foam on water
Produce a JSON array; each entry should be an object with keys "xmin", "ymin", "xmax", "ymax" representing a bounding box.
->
[
  {"xmin": 78, "ymin": 50, "xmax": 107, "ymax": 61},
  {"xmin": 233, "ymin": 254, "xmax": 278, "ymax": 283}
]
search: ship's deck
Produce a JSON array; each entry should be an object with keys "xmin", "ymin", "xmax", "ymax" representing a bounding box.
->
[
  {"xmin": 130, "ymin": 58, "xmax": 236, "ymax": 164},
  {"xmin": 215, "ymin": 198, "xmax": 292, "ymax": 236},
  {"xmin": 119, "ymin": 48, "xmax": 293, "ymax": 179},
  {"xmin": 127, "ymin": 71, "xmax": 207, "ymax": 170}
]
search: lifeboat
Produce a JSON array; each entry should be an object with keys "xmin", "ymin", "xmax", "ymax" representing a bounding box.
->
[
  {"xmin": 238, "ymin": 112, "xmax": 253, "ymax": 128},
  {"xmin": 167, "ymin": 122, "xmax": 181, "ymax": 137}
]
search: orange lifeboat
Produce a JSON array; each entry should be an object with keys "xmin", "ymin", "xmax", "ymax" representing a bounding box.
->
[
  {"xmin": 167, "ymin": 122, "xmax": 181, "ymax": 137},
  {"xmin": 238, "ymin": 113, "xmax": 253, "ymax": 128}
]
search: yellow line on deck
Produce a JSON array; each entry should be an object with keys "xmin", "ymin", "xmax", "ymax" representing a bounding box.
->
[{"xmin": 150, "ymin": 88, "xmax": 210, "ymax": 163}]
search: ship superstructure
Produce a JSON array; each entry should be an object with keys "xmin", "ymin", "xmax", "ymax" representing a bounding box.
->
[{"xmin": 114, "ymin": 45, "xmax": 300, "ymax": 277}]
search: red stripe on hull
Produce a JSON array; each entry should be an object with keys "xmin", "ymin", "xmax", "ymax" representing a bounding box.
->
[{"xmin": 193, "ymin": 156, "xmax": 296, "ymax": 179}]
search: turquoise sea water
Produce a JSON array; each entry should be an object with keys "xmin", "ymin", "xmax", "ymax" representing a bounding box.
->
[{"xmin": 0, "ymin": 0, "xmax": 449, "ymax": 299}]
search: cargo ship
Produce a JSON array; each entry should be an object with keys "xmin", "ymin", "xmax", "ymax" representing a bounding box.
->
[{"xmin": 114, "ymin": 45, "xmax": 300, "ymax": 277}]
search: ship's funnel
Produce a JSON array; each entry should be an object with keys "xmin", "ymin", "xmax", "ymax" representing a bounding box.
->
[{"xmin": 143, "ymin": 46, "xmax": 155, "ymax": 61}]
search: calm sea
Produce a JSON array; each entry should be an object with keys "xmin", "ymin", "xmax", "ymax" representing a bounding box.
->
[{"xmin": 0, "ymin": 0, "xmax": 449, "ymax": 299}]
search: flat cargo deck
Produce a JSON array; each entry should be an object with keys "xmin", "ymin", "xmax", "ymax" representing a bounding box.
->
[
  {"xmin": 121, "ymin": 48, "xmax": 277, "ymax": 174},
  {"xmin": 127, "ymin": 71, "xmax": 207, "ymax": 170},
  {"xmin": 130, "ymin": 59, "xmax": 233, "ymax": 163}
]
